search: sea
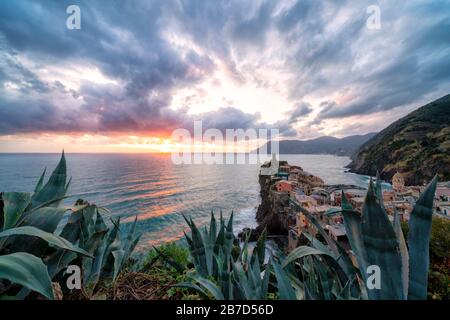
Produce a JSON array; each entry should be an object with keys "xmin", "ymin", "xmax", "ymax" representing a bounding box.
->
[{"xmin": 0, "ymin": 153, "xmax": 372, "ymax": 249}]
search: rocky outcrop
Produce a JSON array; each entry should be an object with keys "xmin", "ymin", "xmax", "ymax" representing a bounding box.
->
[
  {"xmin": 240, "ymin": 161, "xmax": 324, "ymax": 242},
  {"xmin": 254, "ymin": 175, "xmax": 290, "ymax": 235},
  {"xmin": 348, "ymin": 94, "xmax": 450, "ymax": 185}
]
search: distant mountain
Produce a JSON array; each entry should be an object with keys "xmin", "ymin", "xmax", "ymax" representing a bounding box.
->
[
  {"xmin": 257, "ymin": 132, "xmax": 377, "ymax": 156},
  {"xmin": 348, "ymin": 94, "xmax": 450, "ymax": 185}
]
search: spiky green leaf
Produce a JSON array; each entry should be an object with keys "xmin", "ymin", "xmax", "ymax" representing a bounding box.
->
[{"xmin": 0, "ymin": 252, "xmax": 54, "ymax": 300}]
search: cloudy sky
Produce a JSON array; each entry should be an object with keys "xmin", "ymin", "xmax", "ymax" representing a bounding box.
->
[{"xmin": 0, "ymin": 0, "xmax": 449, "ymax": 152}]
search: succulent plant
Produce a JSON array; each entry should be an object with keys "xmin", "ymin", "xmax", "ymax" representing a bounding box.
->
[
  {"xmin": 285, "ymin": 172, "xmax": 438, "ymax": 300},
  {"xmin": 0, "ymin": 152, "xmax": 141, "ymax": 299},
  {"xmin": 179, "ymin": 172, "xmax": 438, "ymax": 300},
  {"xmin": 339, "ymin": 173, "xmax": 438, "ymax": 300},
  {"xmin": 175, "ymin": 211, "xmax": 270, "ymax": 300}
]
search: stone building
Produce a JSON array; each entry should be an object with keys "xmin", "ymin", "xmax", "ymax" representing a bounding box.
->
[{"xmin": 392, "ymin": 172, "xmax": 405, "ymax": 192}]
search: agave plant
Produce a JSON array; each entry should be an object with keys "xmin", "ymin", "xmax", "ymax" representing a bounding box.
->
[
  {"xmin": 0, "ymin": 152, "xmax": 141, "ymax": 299},
  {"xmin": 284, "ymin": 172, "xmax": 438, "ymax": 300},
  {"xmin": 175, "ymin": 212, "xmax": 271, "ymax": 300},
  {"xmin": 178, "ymin": 172, "xmax": 438, "ymax": 300},
  {"xmin": 339, "ymin": 174, "xmax": 438, "ymax": 300}
]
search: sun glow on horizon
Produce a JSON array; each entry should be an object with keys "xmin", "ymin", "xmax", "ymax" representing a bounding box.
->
[{"xmin": 0, "ymin": 133, "xmax": 268, "ymax": 154}]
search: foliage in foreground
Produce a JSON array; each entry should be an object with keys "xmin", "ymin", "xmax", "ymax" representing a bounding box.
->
[
  {"xmin": 178, "ymin": 173, "xmax": 438, "ymax": 300},
  {"xmin": 0, "ymin": 152, "xmax": 141, "ymax": 299},
  {"xmin": 94, "ymin": 244, "xmax": 197, "ymax": 300},
  {"xmin": 402, "ymin": 217, "xmax": 450, "ymax": 299}
]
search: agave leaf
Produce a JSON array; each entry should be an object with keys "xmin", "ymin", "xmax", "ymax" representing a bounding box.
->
[
  {"xmin": 1, "ymin": 192, "xmax": 32, "ymax": 230},
  {"xmin": 65, "ymin": 177, "xmax": 72, "ymax": 194},
  {"xmin": 201, "ymin": 226, "xmax": 214, "ymax": 276},
  {"xmin": 126, "ymin": 234, "xmax": 141, "ymax": 259},
  {"xmin": 172, "ymin": 282, "xmax": 209, "ymax": 299},
  {"xmin": 303, "ymin": 256, "xmax": 321, "ymax": 299},
  {"xmin": 251, "ymin": 228, "xmax": 266, "ymax": 266},
  {"xmin": 261, "ymin": 259, "xmax": 271, "ymax": 299},
  {"xmin": 59, "ymin": 205, "xmax": 88, "ymax": 243},
  {"xmin": 361, "ymin": 180, "xmax": 404, "ymax": 299},
  {"xmin": 0, "ymin": 252, "xmax": 54, "ymax": 300},
  {"xmin": 407, "ymin": 176, "xmax": 438, "ymax": 300},
  {"xmin": 5, "ymin": 207, "xmax": 68, "ymax": 257},
  {"xmin": 394, "ymin": 209, "xmax": 409, "ymax": 298},
  {"xmin": 337, "ymin": 277, "xmax": 356, "ymax": 300},
  {"xmin": 341, "ymin": 192, "xmax": 367, "ymax": 271},
  {"xmin": 20, "ymin": 207, "xmax": 67, "ymax": 233},
  {"xmin": 33, "ymin": 168, "xmax": 46, "ymax": 194},
  {"xmin": 214, "ymin": 213, "xmax": 226, "ymax": 254},
  {"xmin": 312, "ymin": 257, "xmax": 333, "ymax": 300},
  {"xmin": 94, "ymin": 209, "xmax": 108, "ymax": 233},
  {"xmin": 285, "ymin": 270, "xmax": 305, "ymax": 300},
  {"xmin": 342, "ymin": 192, "xmax": 370, "ymax": 298},
  {"xmin": 282, "ymin": 246, "xmax": 335, "ymax": 268},
  {"xmin": 83, "ymin": 238, "xmax": 108, "ymax": 294},
  {"xmin": 302, "ymin": 231, "xmax": 332, "ymax": 255},
  {"xmin": 101, "ymin": 219, "xmax": 122, "ymax": 277},
  {"xmin": 112, "ymin": 249, "xmax": 125, "ymax": 280},
  {"xmin": 224, "ymin": 212, "xmax": 234, "ymax": 257},
  {"xmin": 238, "ymin": 229, "xmax": 251, "ymax": 263},
  {"xmin": 290, "ymin": 199, "xmax": 339, "ymax": 255},
  {"xmin": 287, "ymin": 244, "xmax": 349, "ymax": 292},
  {"xmin": 272, "ymin": 259, "xmax": 297, "ymax": 300},
  {"xmin": 0, "ymin": 226, "xmax": 92, "ymax": 257},
  {"xmin": 184, "ymin": 231, "xmax": 193, "ymax": 247},
  {"xmin": 247, "ymin": 253, "xmax": 261, "ymax": 293},
  {"xmin": 209, "ymin": 211, "xmax": 217, "ymax": 243},
  {"xmin": 190, "ymin": 274, "xmax": 225, "ymax": 300},
  {"xmin": 216, "ymin": 250, "xmax": 232, "ymax": 299},
  {"xmin": 122, "ymin": 216, "xmax": 140, "ymax": 260},
  {"xmin": 31, "ymin": 152, "xmax": 68, "ymax": 208},
  {"xmin": 81, "ymin": 205, "xmax": 98, "ymax": 239},
  {"xmin": 232, "ymin": 259, "xmax": 253, "ymax": 298},
  {"xmin": 184, "ymin": 216, "xmax": 208, "ymax": 276},
  {"xmin": 45, "ymin": 250, "xmax": 78, "ymax": 279}
]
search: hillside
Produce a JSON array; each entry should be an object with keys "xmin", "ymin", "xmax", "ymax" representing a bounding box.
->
[
  {"xmin": 348, "ymin": 94, "xmax": 450, "ymax": 185},
  {"xmin": 257, "ymin": 133, "xmax": 376, "ymax": 156}
]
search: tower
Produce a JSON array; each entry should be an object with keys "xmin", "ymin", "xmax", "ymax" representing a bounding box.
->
[{"xmin": 392, "ymin": 172, "xmax": 405, "ymax": 192}]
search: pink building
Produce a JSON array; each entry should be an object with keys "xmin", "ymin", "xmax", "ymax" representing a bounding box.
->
[{"xmin": 275, "ymin": 180, "xmax": 294, "ymax": 193}]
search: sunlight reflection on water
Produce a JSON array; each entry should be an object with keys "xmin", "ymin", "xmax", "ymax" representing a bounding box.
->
[{"xmin": 0, "ymin": 153, "xmax": 369, "ymax": 248}]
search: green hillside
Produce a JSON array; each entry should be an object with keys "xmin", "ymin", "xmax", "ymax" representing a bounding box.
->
[{"xmin": 348, "ymin": 94, "xmax": 450, "ymax": 185}]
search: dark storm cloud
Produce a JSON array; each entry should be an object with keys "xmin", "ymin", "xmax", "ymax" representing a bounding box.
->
[
  {"xmin": 289, "ymin": 102, "xmax": 313, "ymax": 122},
  {"xmin": 0, "ymin": 0, "xmax": 449, "ymax": 137},
  {"xmin": 316, "ymin": 15, "xmax": 450, "ymax": 121},
  {"xmin": 231, "ymin": 0, "xmax": 275, "ymax": 46},
  {"xmin": 0, "ymin": 0, "xmax": 222, "ymax": 134},
  {"xmin": 276, "ymin": 0, "xmax": 322, "ymax": 33},
  {"xmin": 0, "ymin": 51, "xmax": 50, "ymax": 94}
]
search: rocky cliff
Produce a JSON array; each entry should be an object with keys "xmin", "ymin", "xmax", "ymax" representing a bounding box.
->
[
  {"xmin": 241, "ymin": 162, "xmax": 324, "ymax": 241},
  {"xmin": 348, "ymin": 94, "xmax": 450, "ymax": 185}
]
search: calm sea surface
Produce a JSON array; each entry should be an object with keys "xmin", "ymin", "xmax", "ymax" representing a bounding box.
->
[{"xmin": 0, "ymin": 154, "xmax": 370, "ymax": 248}]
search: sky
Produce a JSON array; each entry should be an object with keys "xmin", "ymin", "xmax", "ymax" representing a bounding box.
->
[{"xmin": 0, "ymin": 0, "xmax": 449, "ymax": 153}]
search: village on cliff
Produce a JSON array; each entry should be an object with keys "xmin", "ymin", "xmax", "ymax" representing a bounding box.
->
[{"xmin": 257, "ymin": 155, "xmax": 450, "ymax": 256}]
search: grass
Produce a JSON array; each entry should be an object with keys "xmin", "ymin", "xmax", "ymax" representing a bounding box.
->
[{"xmin": 94, "ymin": 243, "xmax": 200, "ymax": 300}]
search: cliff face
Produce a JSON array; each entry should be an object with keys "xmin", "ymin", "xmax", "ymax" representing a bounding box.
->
[
  {"xmin": 348, "ymin": 94, "xmax": 450, "ymax": 185},
  {"xmin": 252, "ymin": 164, "xmax": 324, "ymax": 238},
  {"xmin": 255, "ymin": 175, "xmax": 290, "ymax": 235}
]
